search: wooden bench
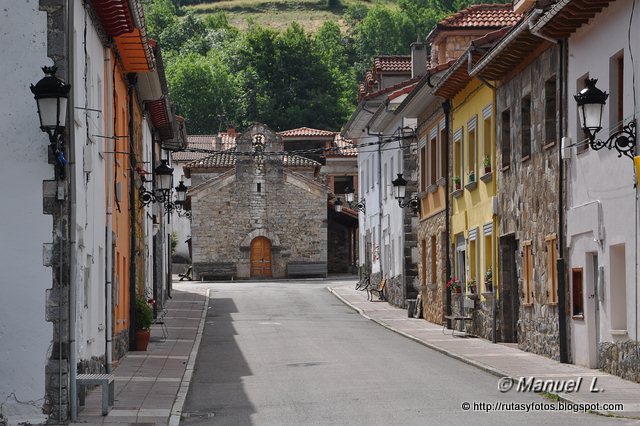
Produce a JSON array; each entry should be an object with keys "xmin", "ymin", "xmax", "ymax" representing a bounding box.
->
[
  {"xmin": 287, "ymin": 262, "xmax": 327, "ymax": 278},
  {"xmin": 443, "ymin": 315, "xmax": 473, "ymax": 336},
  {"xmin": 367, "ymin": 278, "xmax": 386, "ymax": 301},
  {"xmin": 77, "ymin": 373, "xmax": 114, "ymax": 415}
]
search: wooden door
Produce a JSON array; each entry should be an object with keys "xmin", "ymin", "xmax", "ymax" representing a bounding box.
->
[{"xmin": 250, "ymin": 237, "xmax": 272, "ymax": 278}]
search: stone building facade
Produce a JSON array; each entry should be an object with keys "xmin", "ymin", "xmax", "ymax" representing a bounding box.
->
[
  {"xmin": 187, "ymin": 124, "xmax": 328, "ymax": 280},
  {"xmin": 493, "ymin": 45, "xmax": 561, "ymax": 358}
]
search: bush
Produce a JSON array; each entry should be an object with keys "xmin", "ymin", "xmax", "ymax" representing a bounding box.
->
[{"xmin": 135, "ymin": 294, "xmax": 154, "ymax": 331}]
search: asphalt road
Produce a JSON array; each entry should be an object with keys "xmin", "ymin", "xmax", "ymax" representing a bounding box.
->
[{"xmin": 180, "ymin": 279, "xmax": 625, "ymax": 425}]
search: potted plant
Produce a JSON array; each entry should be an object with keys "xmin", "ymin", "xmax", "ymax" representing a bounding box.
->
[
  {"xmin": 483, "ymin": 156, "xmax": 491, "ymax": 173},
  {"xmin": 135, "ymin": 294, "xmax": 153, "ymax": 351},
  {"xmin": 467, "ymin": 278, "xmax": 477, "ymax": 294},
  {"xmin": 468, "ymin": 170, "xmax": 476, "ymax": 183},
  {"xmin": 484, "ymin": 268, "xmax": 493, "ymax": 292},
  {"xmin": 453, "ymin": 176, "xmax": 461, "ymax": 190},
  {"xmin": 447, "ymin": 276, "xmax": 462, "ymax": 293}
]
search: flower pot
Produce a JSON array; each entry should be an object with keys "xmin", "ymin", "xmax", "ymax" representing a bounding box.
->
[
  {"xmin": 135, "ymin": 329, "xmax": 151, "ymax": 351},
  {"xmin": 484, "ymin": 166, "xmax": 491, "ymax": 174},
  {"xmin": 453, "ymin": 287, "xmax": 461, "ymax": 293}
]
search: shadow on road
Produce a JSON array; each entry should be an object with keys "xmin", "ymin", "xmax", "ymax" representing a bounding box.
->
[{"xmin": 181, "ymin": 297, "xmax": 255, "ymax": 425}]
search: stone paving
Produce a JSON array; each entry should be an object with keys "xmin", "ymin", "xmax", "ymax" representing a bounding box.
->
[
  {"xmin": 72, "ymin": 284, "xmax": 208, "ymax": 425},
  {"xmin": 329, "ymin": 283, "xmax": 640, "ymax": 419}
]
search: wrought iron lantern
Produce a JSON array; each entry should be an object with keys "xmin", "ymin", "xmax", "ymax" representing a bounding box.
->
[
  {"xmin": 344, "ymin": 186, "xmax": 365, "ymax": 213},
  {"xmin": 155, "ymin": 160, "xmax": 174, "ymax": 195},
  {"xmin": 334, "ymin": 197, "xmax": 343, "ymax": 213},
  {"xmin": 574, "ymin": 78, "xmax": 636, "ymax": 159},
  {"xmin": 31, "ymin": 66, "xmax": 71, "ymax": 178},
  {"xmin": 391, "ymin": 173, "xmax": 419, "ymax": 214},
  {"xmin": 175, "ymin": 180, "xmax": 188, "ymax": 204}
]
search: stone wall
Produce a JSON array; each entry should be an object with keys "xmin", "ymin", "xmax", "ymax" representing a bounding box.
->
[
  {"xmin": 599, "ymin": 340, "xmax": 640, "ymax": 383},
  {"xmin": 417, "ymin": 213, "xmax": 447, "ymax": 324},
  {"xmin": 496, "ymin": 45, "xmax": 561, "ymax": 358}
]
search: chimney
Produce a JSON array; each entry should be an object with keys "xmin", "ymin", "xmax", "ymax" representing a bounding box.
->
[{"xmin": 411, "ymin": 41, "xmax": 428, "ymax": 78}]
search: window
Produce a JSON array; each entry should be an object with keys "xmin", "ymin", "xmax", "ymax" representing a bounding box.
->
[
  {"xmin": 521, "ymin": 94, "xmax": 532, "ymax": 158},
  {"xmin": 467, "ymin": 117, "xmax": 477, "ymax": 179},
  {"xmin": 501, "ymin": 109, "xmax": 511, "ymax": 168},
  {"xmin": 468, "ymin": 236, "xmax": 478, "ymax": 291},
  {"xmin": 522, "ymin": 241, "xmax": 533, "ymax": 305},
  {"xmin": 545, "ymin": 77, "xmax": 557, "ymax": 145},
  {"xmin": 383, "ymin": 163, "xmax": 388, "ymax": 200},
  {"xmin": 572, "ymin": 268, "xmax": 584, "ymax": 317},
  {"xmin": 610, "ymin": 244, "xmax": 627, "ymax": 330},
  {"xmin": 429, "ymin": 128, "xmax": 437, "ymax": 186},
  {"xmin": 483, "ymin": 224, "xmax": 493, "ymax": 292},
  {"xmin": 576, "ymin": 75, "xmax": 590, "ymax": 154},
  {"xmin": 420, "ymin": 145, "xmax": 426, "ymax": 191},
  {"xmin": 430, "ymin": 235, "xmax": 437, "ymax": 284},
  {"xmin": 421, "ymin": 239, "xmax": 427, "ymax": 284},
  {"xmin": 439, "ymin": 119, "xmax": 447, "ymax": 180},
  {"xmin": 482, "ymin": 106, "xmax": 492, "ymax": 173},
  {"xmin": 545, "ymin": 234, "xmax": 558, "ymax": 304},
  {"xmin": 370, "ymin": 156, "xmax": 375, "ymax": 190},
  {"xmin": 453, "ymin": 129, "xmax": 463, "ymax": 188},
  {"xmin": 610, "ymin": 51, "xmax": 624, "ymax": 132},
  {"xmin": 334, "ymin": 176, "xmax": 354, "ymax": 195}
]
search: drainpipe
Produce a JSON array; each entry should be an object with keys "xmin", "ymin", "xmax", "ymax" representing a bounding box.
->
[
  {"xmin": 127, "ymin": 74, "xmax": 138, "ymax": 350},
  {"xmin": 105, "ymin": 47, "xmax": 113, "ymax": 373},
  {"xmin": 557, "ymin": 38, "xmax": 569, "ymax": 364},
  {"xmin": 442, "ymin": 99, "xmax": 452, "ymax": 326},
  {"xmin": 67, "ymin": 0, "xmax": 78, "ymax": 419}
]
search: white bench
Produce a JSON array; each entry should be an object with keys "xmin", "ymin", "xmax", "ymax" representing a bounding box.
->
[{"xmin": 77, "ymin": 373, "xmax": 114, "ymax": 415}]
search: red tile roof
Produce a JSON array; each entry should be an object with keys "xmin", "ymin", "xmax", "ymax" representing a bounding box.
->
[
  {"xmin": 374, "ymin": 56, "xmax": 412, "ymax": 74},
  {"xmin": 171, "ymin": 135, "xmax": 216, "ymax": 162},
  {"xmin": 185, "ymin": 148, "xmax": 321, "ymax": 170},
  {"xmin": 437, "ymin": 4, "xmax": 520, "ymax": 30},
  {"xmin": 360, "ymin": 76, "xmax": 421, "ymax": 101},
  {"xmin": 326, "ymin": 135, "xmax": 357, "ymax": 158},
  {"xmin": 278, "ymin": 127, "xmax": 338, "ymax": 138}
]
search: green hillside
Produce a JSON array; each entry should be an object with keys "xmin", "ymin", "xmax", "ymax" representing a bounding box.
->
[{"xmin": 185, "ymin": 0, "xmax": 396, "ymax": 32}]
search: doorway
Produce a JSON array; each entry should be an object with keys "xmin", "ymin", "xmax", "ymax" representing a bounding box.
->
[
  {"xmin": 250, "ymin": 237, "xmax": 273, "ymax": 278},
  {"xmin": 499, "ymin": 234, "xmax": 519, "ymax": 342}
]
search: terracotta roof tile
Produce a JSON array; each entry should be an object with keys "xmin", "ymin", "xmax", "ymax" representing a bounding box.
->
[
  {"xmin": 171, "ymin": 135, "xmax": 216, "ymax": 162},
  {"xmin": 374, "ymin": 56, "xmax": 412, "ymax": 74},
  {"xmin": 278, "ymin": 127, "xmax": 338, "ymax": 138},
  {"xmin": 437, "ymin": 4, "xmax": 520, "ymax": 30},
  {"xmin": 327, "ymin": 135, "xmax": 357, "ymax": 157},
  {"xmin": 185, "ymin": 147, "xmax": 321, "ymax": 170}
]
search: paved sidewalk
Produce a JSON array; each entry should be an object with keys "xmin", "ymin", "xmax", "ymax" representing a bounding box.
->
[
  {"xmin": 329, "ymin": 283, "xmax": 640, "ymax": 419},
  {"xmin": 72, "ymin": 284, "xmax": 209, "ymax": 425}
]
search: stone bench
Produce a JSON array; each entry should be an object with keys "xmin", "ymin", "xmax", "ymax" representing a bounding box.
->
[
  {"xmin": 287, "ymin": 262, "xmax": 327, "ymax": 278},
  {"xmin": 77, "ymin": 373, "xmax": 114, "ymax": 415}
]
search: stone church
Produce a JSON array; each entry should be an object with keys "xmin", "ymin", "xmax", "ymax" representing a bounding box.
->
[{"xmin": 185, "ymin": 124, "xmax": 328, "ymax": 279}]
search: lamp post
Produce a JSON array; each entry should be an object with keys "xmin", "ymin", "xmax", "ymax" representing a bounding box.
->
[
  {"xmin": 391, "ymin": 173, "xmax": 419, "ymax": 214},
  {"xmin": 574, "ymin": 78, "xmax": 636, "ymax": 159},
  {"xmin": 344, "ymin": 186, "xmax": 366, "ymax": 213},
  {"xmin": 31, "ymin": 66, "xmax": 71, "ymax": 179}
]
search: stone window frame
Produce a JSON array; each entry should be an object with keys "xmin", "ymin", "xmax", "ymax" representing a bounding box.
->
[
  {"xmin": 500, "ymin": 108, "xmax": 512, "ymax": 170},
  {"xmin": 428, "ymin": 127, "xmax": 438, "ymax": 187},
  {"xmin": 482, "ymin": 222, "xmax": 494, "ymax": 294},
  {"xmin": 453, "ymin": 128, "xmax": 464, "ymax": 188},
  {"xmin": 467, "ymin": 228, "xmax": 479, "ymax": 293},
  {"xmin": 521, "ymin": 93, "xmax": 532, "ymax": 160},
  {"xmin": 571, "ymin": 267, "xmax": 584, "ymax": 319},
  {"xmin": 438, "ymin": 118, "xmax": 447, "ymax": 183},
  {"xmin": 544, "ymin": 76, "xmax": 558, "ymax": 148},
  {"xmin": 482, "ymin": 104, "xmax": 493, "ymax": 175},
  {"xmin": 419, "ymin": 136, "xmax": 427, "ymax": 192},
  {"xmin": 466, "ymin": 115, "xmax": 478, "ymax": 181}
]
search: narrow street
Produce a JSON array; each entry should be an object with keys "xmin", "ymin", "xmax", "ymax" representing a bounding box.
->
[{"xmin": 179, "ymin": 279, "xmax": 622, "ymax": 426}]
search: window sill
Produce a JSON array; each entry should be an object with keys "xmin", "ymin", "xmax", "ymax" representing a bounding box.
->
[
  {"xmin": 522, "ymin": 303, "xmax": 534, "ymax": 308},
  {"xmin": 543, "ymin": 141, "xmax": 556, "ymax": 150},
  {"xmin": 464, "ymin": 181, "xmax": 478, "ymax": 191},
  {"xmin": 545, "ymin": 302, "xmax": 558, "ymax": 307},
  {"xmin": 452, "ymin": 188, "xmax": 464, "ymax": 198},
  {"xmin": 521, "ymin": 155, "xmax": 531, "ymax": 163},
  {"xmin": 480, "ymin": 171, "xmax": 493, "ymax": 183},
  {"xmin": 501, "ymin": 164, "xmax": 511, "ymax": 172},
  {"xmin": 436, "ymin": 177, "xmax": 446, "ymax": 186},
  {"xmin": 465, "ymin": 293, "xmax": 479, "ymax": 300},
  {"xmin": 572, "ymin": 314, "xmax": 584, "ymax": 320},
  {"xmin": 610, "ymin": 329, "xmax": 628, "ymax": 337},
  {"xmin": 427, "ymin": 184, "xmax": 438, "ymax": 194}
]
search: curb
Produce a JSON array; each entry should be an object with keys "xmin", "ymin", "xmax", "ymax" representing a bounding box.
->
[
  {"xmin": 169, "ymin": 288, "xmax": 210, "ymax": 426},
  {"xmin": 327, "ymin": 286, "xmax": 633, "ymax": 418}
]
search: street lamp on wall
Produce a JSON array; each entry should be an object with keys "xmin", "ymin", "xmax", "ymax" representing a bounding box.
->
[
  {"xmin": 391, "ymin": 173, "xmax": 419, "ymax": 214},
  {"xmin": 574, "ymin": 78, "xmax": 636, "ymax": 159},
  {"xmin": 31, "ymin": 66, "xmax": 71, "ymax": 179},
  {"xmin": 344, "ymin": 186, "xmax": 365, "ymax": 213},
  {"xmin": 139, "ymin": 161, "xmax": 190, "ymax": 218},
  {"xmin": 334, "ymin": 197, "xmax": 343, "ymax": 213}
]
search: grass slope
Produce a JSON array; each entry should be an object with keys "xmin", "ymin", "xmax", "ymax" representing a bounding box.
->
[{"xmin": 187, "ymin": 0, "xmax": 396, "ymax": 32}]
